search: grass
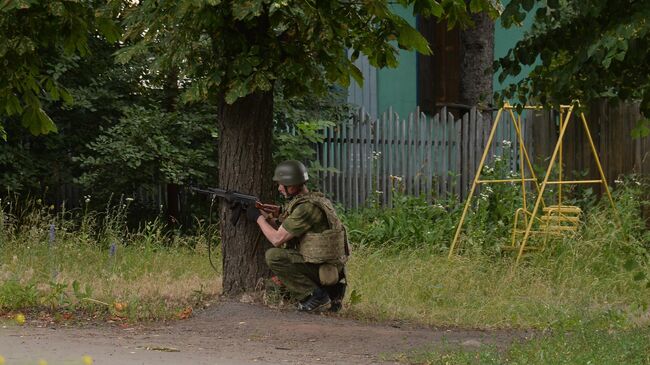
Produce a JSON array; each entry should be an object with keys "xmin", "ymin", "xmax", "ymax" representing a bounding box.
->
[
  {"xmin": 349, "ymin": 177, "xmax": 650, "ymax": 363},
  {"xmin": 345, "ymin": 241, "xmax": 649, "ymax": 328},
  {"xmin": 343, "ymin": 177, "xmax": 650, "ymax": 329},
  {"xmin": 0, "ymin": 241, "xmax": 220, "ymax": 320},
  {"xmin": 0, "ymin": 196, "xmax": 220, "ymax": 321},
  {"xmin": 1, "ymin": 179, "xmax": 648, "ymax": 335},
  {"xmin": 394, "ymin": 321, "xmax": 650, "ymax": 364}
]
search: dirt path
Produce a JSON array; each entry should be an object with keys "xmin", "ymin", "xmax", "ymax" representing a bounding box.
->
[{"xmin": 1, "ymin": 299, "xmax": 529, "ymax": 364}]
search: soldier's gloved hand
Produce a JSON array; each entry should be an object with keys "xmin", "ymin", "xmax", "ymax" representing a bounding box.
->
[{"xmin": 246, "ymin": 205, "xmax": 262, "ymax": 222}]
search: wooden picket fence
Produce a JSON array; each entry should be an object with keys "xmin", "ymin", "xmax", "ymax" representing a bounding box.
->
[
  {"xmin": 315, "ymin": 106, "xmax": 533, "ymax": 208},
  {"xmin": 315, "ymin": 103, "xmax": 650, "ymax": 210},
  {"xmin": 44, "ymin": 102, "xmax": 649, "ymax": 215}
]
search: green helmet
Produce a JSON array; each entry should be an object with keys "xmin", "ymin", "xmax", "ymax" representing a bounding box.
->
[{"xmin": 273, "ymin": 160, "xmax": 309, "ymax": 186}]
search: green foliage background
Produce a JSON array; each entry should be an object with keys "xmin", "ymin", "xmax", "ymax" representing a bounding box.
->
[{"xmin": 495, "ymin": 0, "xmax": 650, "ymax": 134}]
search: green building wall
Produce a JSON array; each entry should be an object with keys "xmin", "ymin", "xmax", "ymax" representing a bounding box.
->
[
  {"xmin": 376, "ymin": 6, "xmax": 419, "ymax": 119},
  {"xmin": 362, "ymin": 8, "xmax": 534, "ymax": 118}
]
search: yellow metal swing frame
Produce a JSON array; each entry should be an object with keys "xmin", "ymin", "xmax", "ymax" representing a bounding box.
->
[{"xmin": 447, "ymin": 102, "xmax": 618, "ymax": 265}]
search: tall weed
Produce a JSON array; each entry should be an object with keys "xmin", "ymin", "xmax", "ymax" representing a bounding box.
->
[
  {"xmin": 343, "ymin": 175, "xmax": 650, "ymax": 328},
  {"xmin": 0, "ymin": 195, "xmax": 219, "ymax": 319}
]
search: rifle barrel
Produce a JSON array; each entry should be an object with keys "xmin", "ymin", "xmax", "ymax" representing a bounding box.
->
[{"xmin": 189, "ymin": 186, "xmax": 258, "ymax": 204}]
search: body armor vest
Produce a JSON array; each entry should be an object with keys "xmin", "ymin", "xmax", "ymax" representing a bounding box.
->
[{"xmin": 282, "ymin": 192, "xmax": 349, "ymax": 265}]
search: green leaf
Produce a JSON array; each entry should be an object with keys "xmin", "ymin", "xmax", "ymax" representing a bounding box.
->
[
  {"xmin": 21, "ymin": 106, "xmax": 58, "ymax": 135},
  {"xmin": 254, "ymin": 72, "xmax": 272, "ymax": 91},
  {"xmin": 414, "ymin": 0, "xmax": 444, "ymax": 18},
  {"xmin": 349, "ymin": 62, "xmax": 364, "ymax": 88},
  {"xmin": 59, "ymin": 88, "xmax": 73, "ymax": 105},
  {"xmin": 513, "ymin": 8, "xmax": 526, "ymax": 23},
  {"xmin": 45, "ymin": 78, "xmax": 60, "ymax": 100},
  {"xmin": 396, "ymin": 22, "xmax": 431, "ymax": 55},
  {"xmin": 522, "ymin": 0, "xmax": 534, "ymax": 11},
  {"xmin": 631, "ymin": 119, "xmax": 650, "ymax": 139},
  {"xmin": 5, "ymin": 94, "xmax": 23, "ymax": 115},
  {"xmin": 498, "ymin": 71, "xmax": 507, "ymax": 84},
  {"xmin": 224, "ymin": 78, "xmax": 252, "ymax": 104},
  {"xmin": 470, "ymin": 0, "xmax": 482, "ymax": 13},
  {"xmin": 232, "ymin": 0, "xmax": 263, "ymax": 20},
  {"xmin": 96, "ymin": 17, "xmax": 121, "ymax": 44},
  {"xmin": 349, "ymin": 289, "xmax": 362, "ymax": 305}
]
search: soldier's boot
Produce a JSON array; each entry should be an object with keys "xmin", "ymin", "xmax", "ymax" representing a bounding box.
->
[
  {"xmin": 297, "ymin": 287, "xmax": 331, "ymax": 312},
  {"xmin": 324, "ymin": 268, "xmax": 347, "ymax": 312},
  {"xmin": 326, "ymin": 281, "xmax": 346, "ymax": 312}
]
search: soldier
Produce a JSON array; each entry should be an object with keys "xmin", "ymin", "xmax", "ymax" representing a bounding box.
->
[{"xmin": 246, "ymin": 160, "xmax": 348, "ymax": 312}]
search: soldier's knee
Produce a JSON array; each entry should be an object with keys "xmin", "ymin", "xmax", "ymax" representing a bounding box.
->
[{"xmin": 265, "ymin": 247, "xmax": 286, "ymax": 268}]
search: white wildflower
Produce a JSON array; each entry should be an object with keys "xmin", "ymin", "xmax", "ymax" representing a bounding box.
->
[{"xmin": 502, "ymin": 140, "xmax": 512, "ymax": 148}]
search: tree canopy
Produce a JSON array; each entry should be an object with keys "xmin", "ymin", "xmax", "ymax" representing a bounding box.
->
[
  {"xmin": 0, "ymin": 0, "xmax": 119, "ymax": 140},
  {"xmin": 0, "ymin": 0, "xmax": 502, "ymax": 140},
  {"xmin": 495, "ymin": 0, "xmax": 650, "ymax": 134},
  {"xmin": 115, "ymin": 0, "xmax": 501, "ymax": 106}
]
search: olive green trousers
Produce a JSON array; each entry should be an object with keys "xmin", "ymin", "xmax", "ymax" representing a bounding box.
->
[{"xmin": 265, "ymin": 247, "xmax": 320, "ymax": 300}]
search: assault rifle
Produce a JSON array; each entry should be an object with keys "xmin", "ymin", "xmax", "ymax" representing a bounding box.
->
[{"xmin": 190, "ymin": 187, "xmax": 260, "ymax": 226}]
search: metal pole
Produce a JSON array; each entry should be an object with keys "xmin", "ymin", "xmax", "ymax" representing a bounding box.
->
[
  {"xmin": 579, "ymin": 113, "xmax": 618, "ymax": 216},
  {"xmin": 558, "ymin": 110, "xmax": 564, "ymax": 208},
  {"xmin": 507, "ymin": 109, "xmax": 545, "ymax": 207},
  {"xmin": 448, "ymin": 107, "xmax": 504, "ymax": 257},
  {"xmin": 515, "ymin": 106, "xmax": 575, "ymax": 265}
]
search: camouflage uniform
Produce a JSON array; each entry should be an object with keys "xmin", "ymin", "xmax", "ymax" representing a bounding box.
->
[{"xmin": 265, "ymin": 192, "xmax": 346, "ymax": 300}]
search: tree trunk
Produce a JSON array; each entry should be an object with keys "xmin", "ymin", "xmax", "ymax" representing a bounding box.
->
[
  {"xmin": 460, "ymin": 11, "xmax": 495, "ymax": 108},
  {"xmin": 219, "ymin": 90, "xmax": 275, "ymax": 295}
]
